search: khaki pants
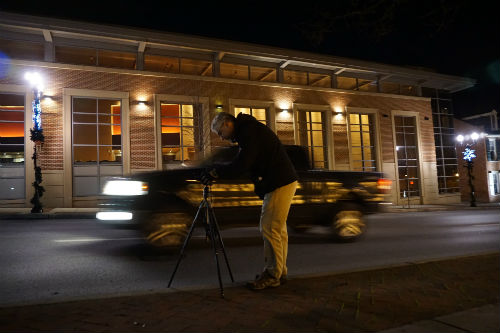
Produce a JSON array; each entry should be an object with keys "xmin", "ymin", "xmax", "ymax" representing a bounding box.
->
[{"xmin": 259, "ymin": 181, "xmax": 298, "ymax": 279}]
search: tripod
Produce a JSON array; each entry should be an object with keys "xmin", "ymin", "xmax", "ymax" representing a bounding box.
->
[{"xmin": 168, "ymin": 184, "xmax": 234, "ymax": 297}]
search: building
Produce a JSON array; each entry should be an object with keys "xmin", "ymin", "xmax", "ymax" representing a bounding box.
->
[
  {"xmin": 0, "ymin": 12, "xmax": 476, "ymax": 208},
  {"xmin": 454, "ymin": 111, "xmax": 500, "ymax": 203}
]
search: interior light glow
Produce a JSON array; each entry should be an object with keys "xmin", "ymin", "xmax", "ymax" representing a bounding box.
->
[
  {"xmin": 96, "ymin": 211, "xmax": 133, "ymax": 220},
  {"xmin": 102, "ymin": 180, "xmax": 149, "ymax": 196}
]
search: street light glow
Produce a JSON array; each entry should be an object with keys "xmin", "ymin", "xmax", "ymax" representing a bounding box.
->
[
  {"xmin": 470, "ymin": 132, "xmax": 479, "ymax": 141},
  {"xmin": 24, "ymin": 71, "xmax": 44, "ymax": 92},
  {"xmin": 456, "ymin": 135, "xmax": 464, "ymax": 143}
]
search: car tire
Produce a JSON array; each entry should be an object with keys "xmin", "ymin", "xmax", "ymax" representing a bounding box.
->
[
  {"xmin": 331, "ymin": 203, "xmax": 366, "ymax": 242},
  {"xmin": 141, "ymin": 212, "xmax": 191, "ymax": 248}
]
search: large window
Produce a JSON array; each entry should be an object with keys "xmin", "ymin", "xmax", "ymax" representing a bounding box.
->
[
  {"xmin": 395, "ymin": 115, "xmax": 420, "ymax": 198},
  {"xmin": 486, "ymin": 137, "xmax": 500, "ymax": 161},
  {"xmin": 0, "ymin": 38, "xmax": 44, "ymax": 61},
  {"xmin": 488, "ymin": 171, "xmax": 500, "ymax": 196},
  {"xmin": 72, "ymin": 97, "xmax": 122, "ymax": 196},
  {"xmin": 234, "ymin": 107, "xmax": 267, "ymax": 125},
  {"xmin": 250, "ymin": 66, "xmax": 276, "ymax": 82},
  {"xmin": 220, "ymin": 63, "xmax": 249, "ymax": 80},
  {"xmin": 0, "ymin": 93, "xmax": 25, "ymax": 200},
  {"xmin": 160, "ymin": 103, "xmax": 201, "ymax": 168},
  {"xmin": 297, "ymin": 111, "xmax": 328, "ymax": 169},
  {"xmin": 56, "ymin": 47, "xmax": 136, "ymax": 69},
  {"xmin": 424, "ymin": 88, "xmax": 460, "ymax": 193},
  {"xmin": 349, "ymin": 113, "xmax": 377, "ymax": 171}
]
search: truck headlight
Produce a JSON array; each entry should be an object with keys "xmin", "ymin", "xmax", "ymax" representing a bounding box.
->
[{"xmin": 102, "ymin": 180, "xmax": 149, "ymax": 196}]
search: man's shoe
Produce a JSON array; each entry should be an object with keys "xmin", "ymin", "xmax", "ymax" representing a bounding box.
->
[{"xmin": 246, "ymin": 271, "xmax": 280, "ymax": 290}]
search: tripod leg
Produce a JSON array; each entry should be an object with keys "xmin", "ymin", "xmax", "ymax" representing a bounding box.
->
[
  {"xmin": 168, "ymin": 201, "xmax": 204, "ymax": 288},
  {"xmin": 208, "ymin": 203, "xmax": 235, "ymax": 282},
  {"xmin": 206, "ymin": 204, "xmax": 225, "ymax": 297}
]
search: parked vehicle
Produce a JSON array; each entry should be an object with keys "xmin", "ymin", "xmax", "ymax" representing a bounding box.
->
[{"xmin": 97, "ymin": 145, "xmax": 391, "ymax": 247}]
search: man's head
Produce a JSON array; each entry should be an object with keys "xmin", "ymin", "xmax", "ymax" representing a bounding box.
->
[{"xmin": 211, "ymin": 112, "xmax": 236, "ymax": 141}]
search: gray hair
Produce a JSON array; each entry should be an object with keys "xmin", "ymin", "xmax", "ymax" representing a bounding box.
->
[{"xmin": 210, "ymin": 112, "xmax": 235, "ymax": 133}]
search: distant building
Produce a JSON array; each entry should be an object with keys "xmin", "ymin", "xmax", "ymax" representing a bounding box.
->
[
  {"xmin": 0, "ymin": 11, "xmax": 476, "ymax": 208},
  {"xmin": 454, "ymin": 111, "xmax": 500, "ymax": 203}
]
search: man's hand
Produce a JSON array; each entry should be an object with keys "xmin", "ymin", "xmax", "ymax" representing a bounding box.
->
[{"xmin": 200, "ymin": 168, "xmax": 218, "ymax": 185}]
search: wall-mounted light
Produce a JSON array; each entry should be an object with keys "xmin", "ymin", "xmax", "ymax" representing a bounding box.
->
[
  {"xmin": 215, "ymin": 104, "xmax": 223, "ymax": 109},
  {"xmin": 278, "ymin": 109, "xmax": 292, "ymax": 120},
  {"xmin": 334, "ymin": 106, "xmax": 344, "ymax": 114},
  {"xmin": 43, "ymin": 95, "xmax": 54, "ymax": 101}
]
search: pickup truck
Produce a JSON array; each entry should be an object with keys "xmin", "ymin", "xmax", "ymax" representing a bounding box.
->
[{"xmin": 97, "ymin": 145, "xmax": 391, "ymax": 247}]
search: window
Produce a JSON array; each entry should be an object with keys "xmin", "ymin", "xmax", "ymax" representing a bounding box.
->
[
  {"xmin": 380, "ymin": 82, "xmax": 400, "ymax": 94},
  {"xmin": 488, "ymin": 171, "xmax": 500, "ymax": 196},
  {"xmin": 144, "ymin": 55, "xmax": 180, "ymax": 73},
  {"xmin": 337, "ymin": 76, "xmax": 357, "ymax": 90},
  {"xmin": 0, "ymin": 38, "xmax": 44, "ymax": 61},
  {"xmin": 72, "ymin": 97, "xmax": 123, "ymax": 196},
  {"xmin": 55, "ymin": 47, "xmax": 136, "ymax": 69},
  {"xmin": 394, "ymin": 115, "xmax": 420, "ymax": 198},
  {"xmin": 220, "ymin": 63, "xmax": 249, "ymax": 80},
  {"xmin": 283, "ymin": 70, "xmax": 308, "ymax": 85},
  {"xmin": 400, "ymin": 84, "xmax": 418, "ymax": 96},
  {"xmin": 486, "ymin": 138, "xmax": 499, "ymax": 161},
  {"xmin": 426, "ymin": 89, "xmax": 460, "ymax": 193},
  {"xmin": 55, "ymin": 46, "xmax": 97, "ymax": 66},
  {"xmin": 234, "ymin": 107, "xmax": 267, "ymax": 125},
  {"xmin": 349, "ymin": 113, "xmax": 377, "ymax": 171},
  {"xmin": 297, "ymin": 111, "xmax": 327, "ymax": 169},
  {"xmin": 250, "ymin": 66, "xmax": 276, "ymax": 82},
  {"xmin": 309, "ymin": 73, "xmax": 331, "ymax": 87},
  {"xmin": 181, "ymin": 58, "xmax": 212, "ymax": 76},
  {"xmin": 358, "ymin": 79, "xmax": 378, "ymax": 92},
  {"xmin": 0, "ymin": 93, "xmax": 25, "ymax": 200},
  {"xmin": 160, "ymin": 103, "xmax": 200, "ymax": 168},
  {"xmin": 98, "ymin": 50, "xmax": 136, "ymax": 69}
]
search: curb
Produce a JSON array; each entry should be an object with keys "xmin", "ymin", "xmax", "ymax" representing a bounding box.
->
[{"xmin": 0, "ymin": 213, "xmax": 97, "ymax": 220}]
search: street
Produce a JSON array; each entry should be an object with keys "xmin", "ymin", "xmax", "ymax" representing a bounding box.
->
[{"xmin": 0, "ymin": 209, "xmax": 499, "ymax": 306}]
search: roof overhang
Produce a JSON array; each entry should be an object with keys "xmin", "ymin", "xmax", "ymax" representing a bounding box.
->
[{"xmin": 0, "ymin": 11, "xmax": 476, "ymax": 93}]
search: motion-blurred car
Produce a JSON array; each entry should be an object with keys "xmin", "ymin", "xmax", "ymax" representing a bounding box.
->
[{"xmin": 97, "ymin": 145, "xmax": 391, "ymax": 247}]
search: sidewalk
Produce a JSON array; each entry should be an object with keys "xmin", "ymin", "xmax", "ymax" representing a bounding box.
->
[
  {"xmin": 1, "ymin": 202, "xmax": 499, "ymax": 219},
  {"xmin": 0, "ymin": 253, "xmax": 498, "ymax": 332}
]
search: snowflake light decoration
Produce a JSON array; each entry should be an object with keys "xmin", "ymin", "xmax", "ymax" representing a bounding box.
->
[{"xmin": 462, "ymin": 147, "xmax": 476, "ymax": 162}]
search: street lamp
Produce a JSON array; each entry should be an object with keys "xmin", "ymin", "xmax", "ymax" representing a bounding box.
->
[
  {"xmin": 456, "ymin": 132, "xmax": 483, "ymax": 207},
  {"xmin": 24, "ymin": 71, "xmax": 45, "ymax": 213}
]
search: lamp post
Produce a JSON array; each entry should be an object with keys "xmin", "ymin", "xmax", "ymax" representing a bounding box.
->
[
  {"xmin": 456, "ymin": 132, "xmax": 482, "ymax": 207},
  {"xmin": 24, "ymin": 72, "xmax": 45, "ymax": 213}
]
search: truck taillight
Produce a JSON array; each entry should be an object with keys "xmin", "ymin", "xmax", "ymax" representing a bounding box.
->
[{"xmin": 377, "ymin": 178, "xmax": 392, "ymax": 194}]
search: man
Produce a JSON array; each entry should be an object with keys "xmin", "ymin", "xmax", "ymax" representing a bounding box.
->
[{"xmin": 203, "ymin": 111, "xmax": 298, "ymax": 290}]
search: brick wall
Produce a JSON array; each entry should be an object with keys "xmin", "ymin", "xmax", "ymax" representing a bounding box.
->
[{"xmin": 1, "ymin": 63, "xmax": 437, "ymax": 205}]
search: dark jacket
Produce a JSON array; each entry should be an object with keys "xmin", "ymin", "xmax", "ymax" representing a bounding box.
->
[{"xmin": 215, "ymin": 113, "xmax": 298, "ymax": 199}]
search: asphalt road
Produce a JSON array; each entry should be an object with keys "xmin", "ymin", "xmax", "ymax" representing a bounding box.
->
[{"xmin": 0, "ymin": 209, "xmax": 498, "ymax": 307}]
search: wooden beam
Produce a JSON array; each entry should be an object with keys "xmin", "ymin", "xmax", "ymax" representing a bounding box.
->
[
  {"xmin": 258, "ymin": 69, "xmax": 276, "ymax": 81},
  {"xmin": 138, "ymin": 41, "xmax": 146, "ymax": 53},
  {"xmin": 334, "ymin": 68, "xmax": 346, "ymax": 75},
  {"xmin": 42, "ymin": 29, "xmax": 52, "ymax": 42},
  {"xmin": 309, "ymin": 75, "xmax": 329, "ymax": 86},
  {"xmin": 280, "ymin": 60, "xmax": 291, "ymax": 69},
  {"xmin": 201, "ymin": 63, "xmax": 212, "ymax": 76}
]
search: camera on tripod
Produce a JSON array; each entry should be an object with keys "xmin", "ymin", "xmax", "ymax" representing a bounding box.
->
[
  {"xmin": 199, "ymin": 168, "xmax": 218, "ymax": 186},
  {"xmin": 169, "ymin": 166, "xmax": 233, "ymax": 297}
]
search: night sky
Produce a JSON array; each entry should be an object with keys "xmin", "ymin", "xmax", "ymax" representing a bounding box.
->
[{"xmin": 1, "ymin": 1, "xmax": 498, "ymax": 118}]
